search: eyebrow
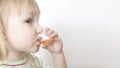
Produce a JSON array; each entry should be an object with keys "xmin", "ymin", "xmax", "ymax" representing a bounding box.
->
[{"xmin": 26, "ymin": 11, "xmax": 40, "ymax": 18}]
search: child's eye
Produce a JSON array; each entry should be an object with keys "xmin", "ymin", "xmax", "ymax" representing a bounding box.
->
[{"xmin": 25, "ymin": 19, "xmax": 33, "ymax": 24}]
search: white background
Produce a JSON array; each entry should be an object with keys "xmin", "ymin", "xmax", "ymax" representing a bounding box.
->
[{"xmin": 35, "ymin": 0, "xmax": 120, "ymax": 68}]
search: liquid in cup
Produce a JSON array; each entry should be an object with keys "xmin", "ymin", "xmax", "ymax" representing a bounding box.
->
[{"xmin": 38, "ymin": 34, "xmax": 52, "ymax": 46}]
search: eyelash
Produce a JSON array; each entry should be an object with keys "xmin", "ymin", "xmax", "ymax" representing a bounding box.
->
[{"xmin": 25, "ymin": 19, "xmax": 33, "ymax": 24}]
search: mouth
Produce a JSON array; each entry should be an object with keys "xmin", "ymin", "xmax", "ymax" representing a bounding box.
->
[
  {"xmin": 31, "ymin": 38, "xmax": 41, "ymax": 46},
  {"xmin": 32, "ymin": 34, "xmax": 50, "ymax": 46}
]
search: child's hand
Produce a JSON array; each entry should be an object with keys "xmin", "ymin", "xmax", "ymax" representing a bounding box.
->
[{"xmin": 41, "ymin": 28, "xmax": 63, "ymax": 53}]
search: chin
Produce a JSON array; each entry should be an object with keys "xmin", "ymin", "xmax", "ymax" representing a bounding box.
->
[
  {"xmin": 31, "ymin": 45, "xmax": 40, "ymax": 53},
  {"xmin": 34, "ymin": 49, "xmax": 40, "ymax": 53}
]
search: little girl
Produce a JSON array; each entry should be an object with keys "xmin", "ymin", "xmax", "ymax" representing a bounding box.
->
[{"xmin": 0, "ymin": 0, "xmax": 67, "ymax": 68}]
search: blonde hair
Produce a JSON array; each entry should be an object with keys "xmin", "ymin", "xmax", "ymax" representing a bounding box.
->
[{"xmin": 0, "ymin": 0, "xmax": 40, "ymax": 61}]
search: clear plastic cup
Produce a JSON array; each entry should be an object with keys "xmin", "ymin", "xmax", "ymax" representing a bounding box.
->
[{"xmin": 38, "ymin": 32, "xmax": 52, "ymax": 46}]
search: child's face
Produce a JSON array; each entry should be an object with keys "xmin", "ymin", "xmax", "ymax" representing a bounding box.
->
[{"xmin": 6, "ymin": 5, "xmax": 43, "ymax": 53}]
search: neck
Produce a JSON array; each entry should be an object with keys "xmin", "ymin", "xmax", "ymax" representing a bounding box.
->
[
  {"xmin": 0, "ymin": 51, "xmax": 25, "ymax": 63},
  {"xmin": 6, "ymin": 51, "xmax": 25, "ymax": 62}
]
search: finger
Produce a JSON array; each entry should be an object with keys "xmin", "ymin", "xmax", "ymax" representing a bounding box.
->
[
  {"xmin": 47, "ymin": 29, "xmax": 54, "ymax": 36},
  {"xmin": 54, "ymin": 37, "xmax": 61, "ymax": 41},
  {"xmin": 45, "ymin": 27, "xmax": 49, "ymax": 32},
  {"xmin": 45, "ymin": 28, "xmax": 54, "ymax": 36},
  {"xmin": 49, "ymin": 32, "xmax": 58, "ymax": 39}
]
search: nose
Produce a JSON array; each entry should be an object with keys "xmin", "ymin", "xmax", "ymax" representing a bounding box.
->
[{"xmin": 36, "ymin": 24, "xmax": 43, "ymax": 34}]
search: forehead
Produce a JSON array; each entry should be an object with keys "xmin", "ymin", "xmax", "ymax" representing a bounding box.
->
[{"xmin": 10, "ymin": 0, "xmax": 40, "ymax": 16}]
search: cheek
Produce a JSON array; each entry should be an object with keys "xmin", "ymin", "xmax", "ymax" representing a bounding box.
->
[{"xmin": 7, "ymin": 24, "xmax": 37, "ymax": 49}]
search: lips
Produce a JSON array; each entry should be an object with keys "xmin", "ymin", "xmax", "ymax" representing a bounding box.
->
[{"xmin": 31, "ymin": 38, "xmax": 41, "ymax": 46}]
